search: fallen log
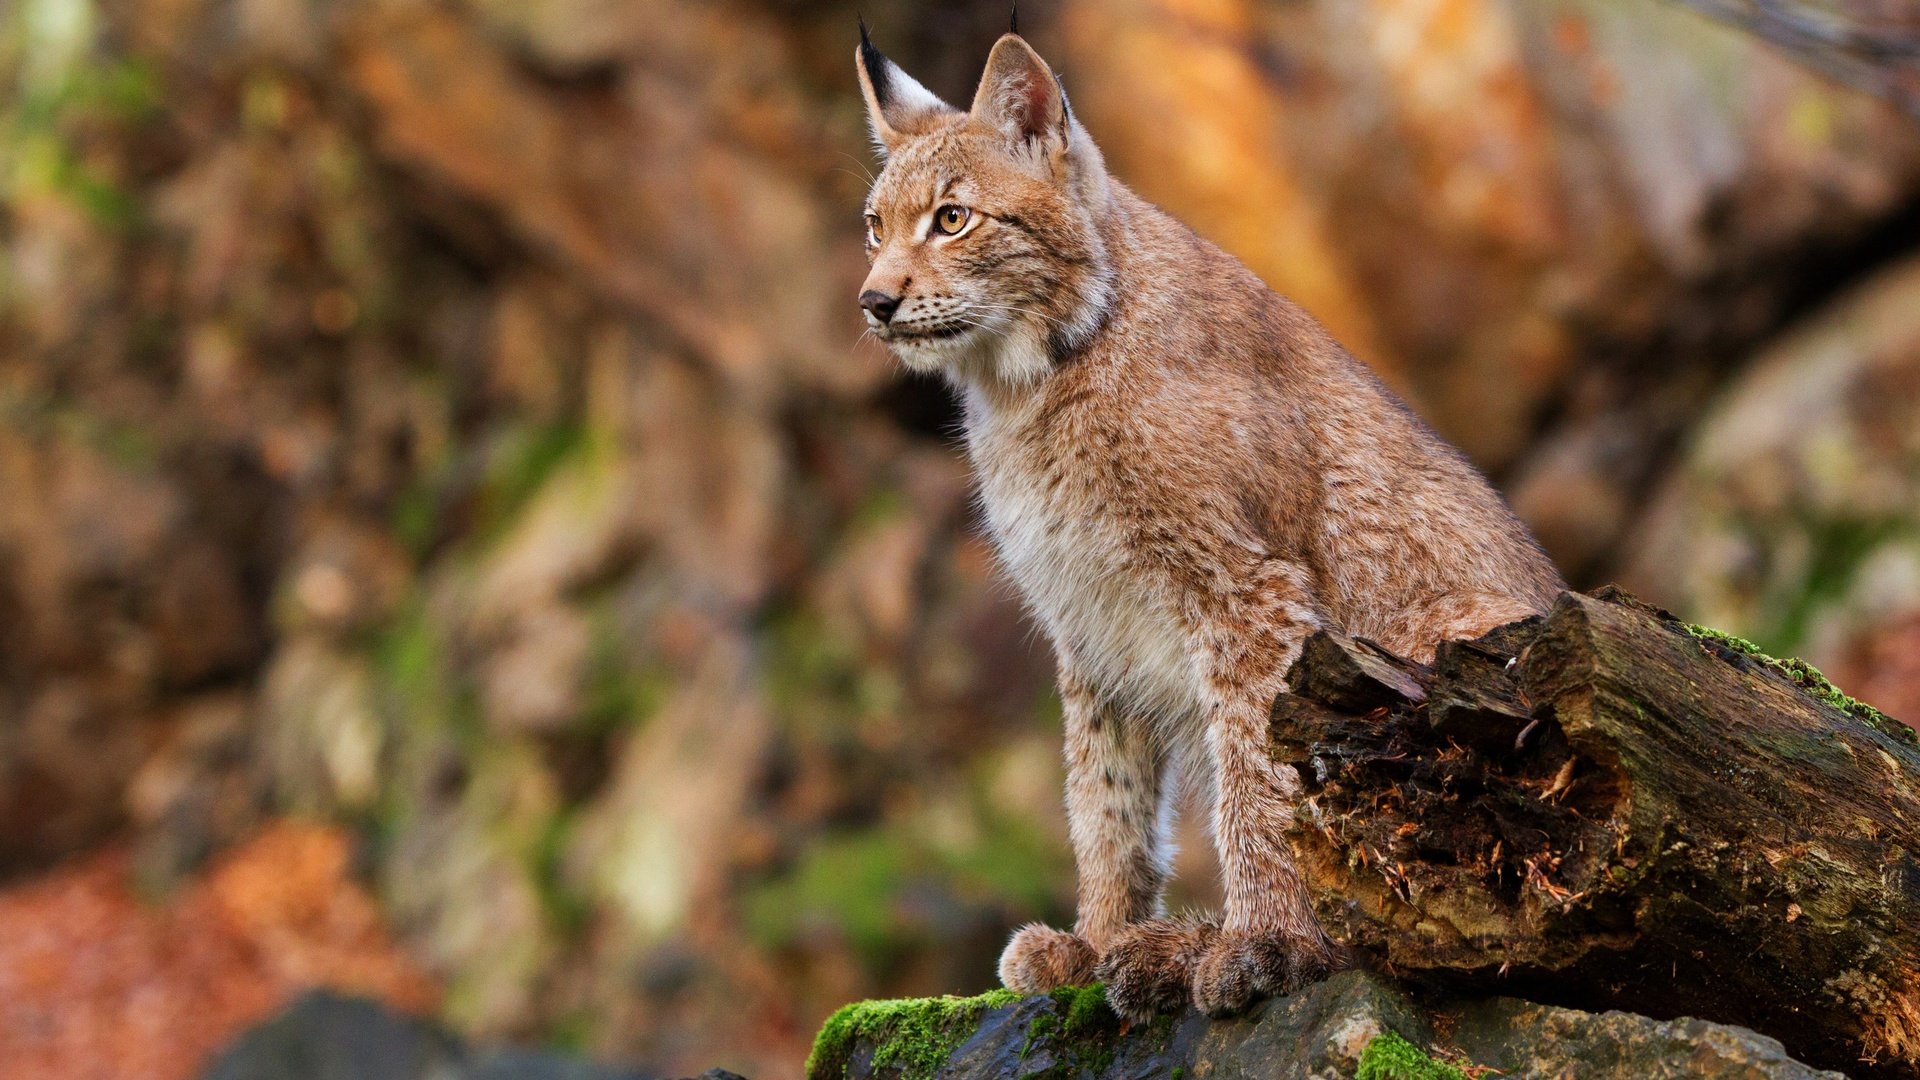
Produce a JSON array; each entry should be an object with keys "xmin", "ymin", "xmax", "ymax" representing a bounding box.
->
[{"xmin": 1273, "ymin": 589, "xmax": 1920, "ymax": 1077}]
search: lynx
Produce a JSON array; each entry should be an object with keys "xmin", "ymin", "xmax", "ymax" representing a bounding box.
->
[{"xmin": 854, "ymin": 22, "xmax": 1565, "ymax": 1020}]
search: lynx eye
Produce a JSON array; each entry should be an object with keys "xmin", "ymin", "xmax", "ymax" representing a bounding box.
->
[
  {"xmin": 864, "ymin": 214, "xmax": 882, "ymax": 246},
  {"xmin": 933, "ymin": 205, "xmax": 971, "ymax": 236}
]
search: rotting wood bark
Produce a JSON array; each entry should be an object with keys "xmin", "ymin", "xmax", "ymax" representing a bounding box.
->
[{"xmin": 1273, "ymin": 588, "xmax": 1920, "ymax": 1078}]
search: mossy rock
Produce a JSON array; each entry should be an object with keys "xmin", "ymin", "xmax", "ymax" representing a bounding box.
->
[
  {"xmin": 1356, "ymin": 1032, "xmax": 1468, "ymax": 1080},
  {"xmin": 806, "ymin": 983, "xmax": 1172, "ymax": 1080},
  {"xmin": 807, "ymin": 969, "xmax": 1836, "ymax": 1079},
  {"xmin": 806, "ymin": 988, "xmax": 1021, "ymax": 1080},
  {"xmin": 806, "ymin": 971, "xmax": 1424, "ymax": 1079}
]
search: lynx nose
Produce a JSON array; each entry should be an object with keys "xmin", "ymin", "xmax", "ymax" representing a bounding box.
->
[{"xmin": 860, "ymin": 290, "xmax": 901, "ymax": 324}]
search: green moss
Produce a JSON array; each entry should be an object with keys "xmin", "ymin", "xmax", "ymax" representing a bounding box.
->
[
  {"xmin": 742, "ymin": 802, "xmax": 1069, "ymax": 967},
  {"xmin": 6, "ymin": 46, "xmax": 158, "ymax": 229},
  {"xmin": 1763, "ymin": 515, "xmax": 1907, "ymax": 655},
  {"xmin": 1010, "ymin": 985, "xmax": 1124, "ymax": 1078},
  {"xmin": 805, "ymin": 989, "xmax": 1021, "ymax": 1080},
  {"xmin": 1013, "ymin": 983, "xmax": 1121, "ymax": 1068},
  {"xmin": 579, "ymin": 602, "xmax": 670, "ymax": 736},
  {"xmin": 1021, "ymin": 1010, "xmax": 1055, "ymax": 1059},
  {"xmin": 806, "ymin": 985, "xmax": 1125, "ymax": 1080},
  {"xmin": 1053, "ymin": 982, "xmax": 1110, "ymax": 1034},
  {"xmin": 761, "ymin": 604, "xmax": 905, "ymax": 738},
  {"xmin": 743, "ymin": 831, "xmax": 916, "ymax": 964},
  {"xmin": 1356, "ymin": 1032, "xmax": 1469, "ymax": 1080},
  {"xmin": 529, "ymin": 807, "xmax": 591, "ymax": 937},
  {"xmin": 473, "ymin": 422, "xmax": 587, "ymax": 546},
  {"xmin": 1682, "ymin": 623, "xmax": 1915, "ymax": 744}
]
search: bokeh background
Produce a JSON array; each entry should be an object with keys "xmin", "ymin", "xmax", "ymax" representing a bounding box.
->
[{"xmin": 2, "ymin": 0, "xmax": 1919, "ymax": 1077}]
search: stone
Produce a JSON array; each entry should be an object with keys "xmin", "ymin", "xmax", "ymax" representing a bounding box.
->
[
  {"xmin": 1621, "ymin": 252, "xmax": 1920, "ymax": 727},
  {"xmin": 1445, "ymin": 998, "xmax": 1845, "ymax": 1079},
  {"xmin": 200, "ymin": 991, "xmax": 666, "ymax": 1080},
  {"xmin": 810, "ymin": 972, "xmax": 1835, "ymax": 1080}
]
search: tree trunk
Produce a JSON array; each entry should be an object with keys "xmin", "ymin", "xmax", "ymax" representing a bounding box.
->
[{"xmin": 1272, "ymin": 589, "xmax": 1920, "ymax": 1078}]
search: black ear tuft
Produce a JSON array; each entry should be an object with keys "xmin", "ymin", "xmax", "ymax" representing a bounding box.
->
[
  {"xmin": 1010, "ymin": 2, "xmax": 1019, "ymax": 36},
  {"xmin": 858, "ymin": 16, "xmax": 892, "ymax": 108}
]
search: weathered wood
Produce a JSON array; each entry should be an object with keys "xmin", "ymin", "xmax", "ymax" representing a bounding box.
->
[
  {"xmin": 1285, "ymin": 629, "xmax": 1429, "ymax": 712},
  {"xmin": 1425, "ymin": 636, "xmax": 1538, "ymax": 756},
  {"xmin": 1273, "ymin": 591, "xmax": 1920, "ymax": 1078}
]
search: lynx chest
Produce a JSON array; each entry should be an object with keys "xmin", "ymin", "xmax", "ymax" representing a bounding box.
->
[{"xmin": 966, "ymin": 405, "xmax": 1200, "ymax": 722}]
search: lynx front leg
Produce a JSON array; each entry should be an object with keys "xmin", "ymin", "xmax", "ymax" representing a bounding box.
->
[
  {"xmin": 1094, "ymin": 560, "xmax": 1342, "ymax": 1020},
  {"xmin": 999, "ymin": 657, "xmax": 1168, "ymax": 994},
  {"xmin": 1191, "ymin": 561, "xmax": 1339, "ymax": 1016}
]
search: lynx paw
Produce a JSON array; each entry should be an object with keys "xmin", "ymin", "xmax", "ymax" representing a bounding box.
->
[
  {"xmin": 1095, "ymin": 916, "xmax": 1220, "ymax": 1021},
  {"xmin": 998, "ymin": 924, "xmax": 1098, "ymax": 994},
  {"xmin": 1189, "ymin": 930, "xmax": 1339, "ymax": 1017}
]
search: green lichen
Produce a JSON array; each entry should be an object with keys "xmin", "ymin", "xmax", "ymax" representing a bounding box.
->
[
  {"xmin": 1682, "ymin": 623, "xmax": 1915, "ymax": 744},
  {"xmin": 806, "ymin": 989, "xmax": 1021, "ymax": 1080},
  {"xmin": 1356, "ymin": 1032, "xmax": 1469, "ymax": 1080}
]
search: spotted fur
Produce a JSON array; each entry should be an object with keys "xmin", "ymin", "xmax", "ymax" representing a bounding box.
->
[{"xmin": 856, "ymin": 28, "xmax": 1565, "ymax": 1020}]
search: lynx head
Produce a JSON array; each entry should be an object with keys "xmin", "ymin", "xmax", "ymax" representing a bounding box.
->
[{"xmin": 855, "ymin": 21, "xmax": 1115, "ymax": 387}]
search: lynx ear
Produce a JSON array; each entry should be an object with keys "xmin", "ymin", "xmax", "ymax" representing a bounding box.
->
[
  {"xmin": 857, "ymin": 19, "xmax": 957, "ymax": 153},
  {"xmin": 970, "ymin": 34, "xmax": 1067, "ymax": 148}
]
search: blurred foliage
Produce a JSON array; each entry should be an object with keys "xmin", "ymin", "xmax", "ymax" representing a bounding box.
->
[{"xmin": 2, "ymin": 0, "xmax": 1920, "ymax": 1078}]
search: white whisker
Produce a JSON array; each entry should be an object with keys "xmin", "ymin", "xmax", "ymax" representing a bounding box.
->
[{"xmin": 835, "ymin": 151, "xmax": 877, "ymax": 185}]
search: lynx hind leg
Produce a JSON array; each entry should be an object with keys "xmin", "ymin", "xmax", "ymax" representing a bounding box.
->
[
  {"xmin": 1188, "ymin": 559, "xmax": 1339, "ymax": 1017},
  {"xmin": 1382, "ymin": 591, "xmax": 1547, "ymax": 664},
  {"xmin": 1191, "ymin": 927, "xmax": 1346, "ymax": 1017},
  {"xmin": 1097, "ymin": 914, "xmax": 1219, "ymax": 1021}
]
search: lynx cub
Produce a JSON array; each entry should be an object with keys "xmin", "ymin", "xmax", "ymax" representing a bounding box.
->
[{"xmin": 854, "ymin": 23, "xmax": 1564, "ymax": 1020}]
